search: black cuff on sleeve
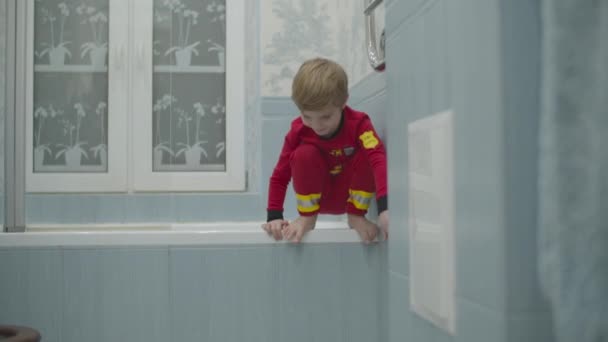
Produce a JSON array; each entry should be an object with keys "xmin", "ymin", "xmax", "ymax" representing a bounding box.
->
[
  {"xmin": 267, "ymin": 210, "xmax": 284, "ymax": 222},
  {"xmin": 377, "ymin": 196, "xmax": 388, "ymax": 215}
]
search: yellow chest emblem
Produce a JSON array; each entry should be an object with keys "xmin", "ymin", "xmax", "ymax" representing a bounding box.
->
[
  {"xmin": 359, "ymin": 131, "xmax": 379, "ymax": 149},
  {"xmin": 329, "ymin": 149, "xmax": 343, "ymax": 157}
]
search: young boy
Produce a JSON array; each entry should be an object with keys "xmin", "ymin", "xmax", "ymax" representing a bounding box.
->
[{"xmin": 262, "ymin": 58, "xmax": 389, "ymax": 243}]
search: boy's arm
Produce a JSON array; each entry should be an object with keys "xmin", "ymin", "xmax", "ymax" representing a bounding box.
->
[
  {"xmin": 356, "ymin": 117, "xmax": 388, "ymax": 214},
  {"xmin": 267, "ymin": 130, "xmax": 298, "ymax": 222}
]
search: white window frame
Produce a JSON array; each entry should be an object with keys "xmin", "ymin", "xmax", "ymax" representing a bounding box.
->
[
  {"xmin": 25, "ymin": 0, "xmax": 129, "ymax": 192},
  {"xmin": 131, "ymin": 0, "xmax": 245, "ymax": 192},
  {"xmin": 24, "ymin": 0, "xmax": 245, "ymax": 193}
]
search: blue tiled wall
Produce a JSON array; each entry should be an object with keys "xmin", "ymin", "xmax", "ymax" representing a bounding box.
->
[
  {"xmin": 386, "ymin": 0, "xmax": 554, "ymax": 341},
  {"xmin": 0, "ymin": 243, "xmax": 387, "ymax": 342}
]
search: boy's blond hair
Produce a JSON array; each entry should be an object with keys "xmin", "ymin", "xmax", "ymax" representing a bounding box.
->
[{"xmin": 291, "ymin": 58, "xmax": 349, "ymax": 111}]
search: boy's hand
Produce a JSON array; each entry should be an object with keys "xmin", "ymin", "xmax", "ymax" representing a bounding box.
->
[
  {"xmin": 378, "ymin": 210, "xmax": 389, "ymax": 240},
  {"xmin": 347, "ymin": 214, "xmax": 378, "ymax": 244},
  {"xmin": 283, "ymin": 215, "xmax": 317, "ymax": 243},
  {"xmin": 262, "ymin": 219, "xmax": 288, "ymax": 241}
]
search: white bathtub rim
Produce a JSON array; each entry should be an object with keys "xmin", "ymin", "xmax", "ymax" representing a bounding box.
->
[
  {"xmin": 0, "ymin": 221, "xmax": 383, "ymax": 247},
  {"xmin": 21, "ymin": 220, "xmax": 347, "ymax": 231}
]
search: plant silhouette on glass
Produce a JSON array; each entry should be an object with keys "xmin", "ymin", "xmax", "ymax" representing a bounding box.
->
[
  {"xmin": 55, "ymin": 103, "xmax": 89, "ymax": 168},
  {"xmin": 161, "ymin": 0, "xmax": 200, "ymax": 67},
  {"xmin": 206, "ymin": 1, "xmax": 225, "ymax": 67},
  {"xmin": 211, "ymin": 98, "xmax": 226, "ymax": 158},
  {"xmin": 33, "ymin": 105, "xmax": 62, "ymax": 168},
  {"xmin": 175, "ymin": 101, "xmax": 209, "ymax": 167},
  {"xmin": 77, "ymin": 4, "xmax": 108, "ymax": 67},
  {"xmin": 153, "ymin": 94, "xmax": 177, "ymax": 165},
  {"xmin": 36, "ymin": 2, "xmax": 72, "ymax": 66},
  {"xmin": 89, "ymin": 101, "xmax": 108, "ymax": 166}
]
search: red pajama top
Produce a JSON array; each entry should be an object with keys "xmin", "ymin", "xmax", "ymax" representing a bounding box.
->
[{"xmin": 267, "ymin": 106, "xmax": 388, "ymax": 221}]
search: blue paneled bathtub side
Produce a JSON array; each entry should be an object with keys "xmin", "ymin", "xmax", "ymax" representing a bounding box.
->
[
  {"xmin": 0, "ymin": 249, "xmax": 63, "ymax": 342},
  {"xmin": 0, "ymin": 242, "xmax": 386, "ymax": 342}
]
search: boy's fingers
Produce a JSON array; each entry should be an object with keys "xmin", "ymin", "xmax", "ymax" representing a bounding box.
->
[
  {"xmin": 262, "ymin": 223, "xmax": 273, "ymax": 236},
  {"xmin": 271, "ymin": 225, "xmax": 282, "ymax": 240},
  {"xmin": 280, "ymin": 225, "xmax": 289, "ymax": 239},
  {"xmin": 284, "ymin": 226, "xmax": 295, "ymax": 241},
  {"xmin": 283, "ymin": 227, "xmax": 291, "ymax": 241},
  {"xmin": 294, "ymin": 229, "xmax": 304, "ymax": 243}
]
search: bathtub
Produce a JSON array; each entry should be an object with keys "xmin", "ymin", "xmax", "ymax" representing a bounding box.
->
[
  {"xmin": 0, "ymin": 220, "xmax": 378, "ymax": 247},
  {"xmin": 0, "ymin": 220, "xmax": 387, "ymax": 342}
]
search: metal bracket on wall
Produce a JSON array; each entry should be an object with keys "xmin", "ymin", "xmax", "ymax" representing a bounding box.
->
[
  {"xmin": 364, "ymin": 0, "xmax": 386, "ymax": 72},
  {"xmin": 3, "ymin": 0, "xmax": 26, "ymax": 232}
]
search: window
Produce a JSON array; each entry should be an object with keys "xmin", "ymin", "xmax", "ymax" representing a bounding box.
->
[{"xmin": 25, "ymin": 0, "xmax": 245, "ymax": 193}]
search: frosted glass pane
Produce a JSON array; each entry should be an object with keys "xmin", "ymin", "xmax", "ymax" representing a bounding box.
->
[
  {"xmin": 152, "ymin": 0, "xmax": 226, "ymax": 172},
  {"xmin": 33, "ymin": 0, "xmax": 109, "ymax": 173}
]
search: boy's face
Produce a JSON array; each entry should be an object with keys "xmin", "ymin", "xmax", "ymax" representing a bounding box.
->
[{"xmin": 301, "ymin": 104, "xmax": 344, "ymax": 138}]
